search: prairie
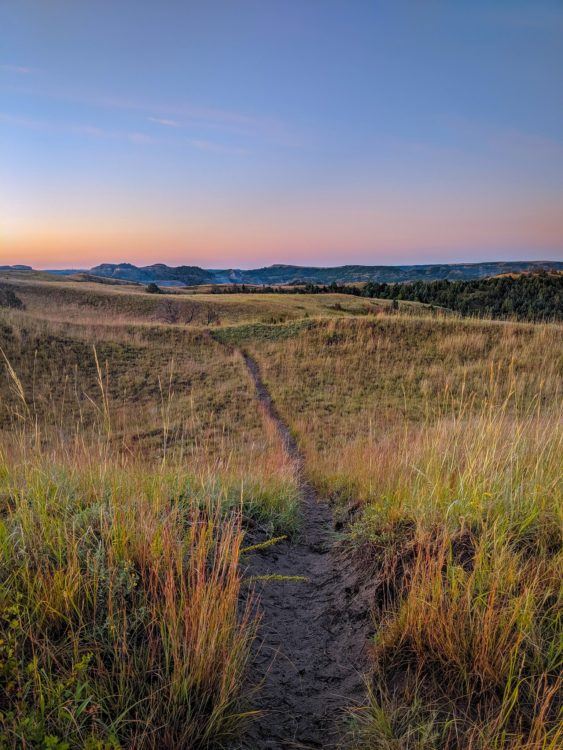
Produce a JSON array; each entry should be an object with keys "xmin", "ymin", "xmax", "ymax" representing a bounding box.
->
[
  {"xmin": 0, "ymin": 300, "xmax": 298, "ymax": 747},
  {"xmin": 0, "ymin": 279, "xmax": 561, "ymax": 748},
  {"xmin": 0, "ymin": 274, "xmax": 406, "ymax": 327},
  {"xmin": 240, "ymin": 315, "xmax": 562, "ymax": 748}
]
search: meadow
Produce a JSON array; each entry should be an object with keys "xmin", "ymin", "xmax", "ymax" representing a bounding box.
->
[
  {"xmin": 0, "ymin": 275, "xmax": 561, "ymax": 749},
  {"xmin": 238, "ymin": 316, "xmax": 562, "ymax": 748}
]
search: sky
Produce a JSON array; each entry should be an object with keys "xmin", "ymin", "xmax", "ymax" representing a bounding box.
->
[{"xmin": 1, "ymin": 0, "xmax": 562, "ymax": 269}]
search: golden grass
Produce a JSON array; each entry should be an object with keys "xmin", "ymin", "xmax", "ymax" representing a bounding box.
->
[
  {"xmin": 0, "ymin": 287, "xmax": 561, "ymax": 748},
  {"xmin": 2, "ymin": 276, "xmax": 405, "ymax": 328},
  {"xmin": 243, "ymin": 313, "xmax": 562, "ymax": 749},
  {"xmin": 0, "ymin": 442, "xmax": 257, "ymax": 747},
  {"xmin": 0, "ymin": 302, "xmax": 303, "ymax": 747},
  {"xmin": 242, "ymin": 314, "xmax": 561, "ymax": 465},
  {"xmin": 349, "ymin": 408, "xmax": 563, "ymax": 748}
]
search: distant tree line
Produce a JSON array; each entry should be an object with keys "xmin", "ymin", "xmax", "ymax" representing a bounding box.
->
[{"xmin": 211, "ymin": 272, "xmax": 562, "ymax": 322}]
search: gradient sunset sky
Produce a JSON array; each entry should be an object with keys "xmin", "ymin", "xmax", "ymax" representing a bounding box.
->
[{"xmin": 1, "ymin": 1, "xmax": 562, "ymax": 269}]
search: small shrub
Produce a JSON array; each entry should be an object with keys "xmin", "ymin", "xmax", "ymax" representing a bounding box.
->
[
  {"xmin": 0, "ymin": 286, "xmax": 24, "ymax": 310},
  {"xmin": 145, "ymin": 282, "xmax": 162, "ymax": 294}
]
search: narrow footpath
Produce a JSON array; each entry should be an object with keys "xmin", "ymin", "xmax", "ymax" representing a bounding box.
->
[{"xmin": 237, "ymin": 353, "xmax": 371, "ymax": 750}]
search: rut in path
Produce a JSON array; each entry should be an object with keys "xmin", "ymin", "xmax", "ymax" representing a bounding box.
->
[{"xmin": 236, "ymin": 353, "xmax": 371, "ymax": 750}]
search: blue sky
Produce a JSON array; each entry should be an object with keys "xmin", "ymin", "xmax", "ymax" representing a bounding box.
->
[{"xmin": 1, "ymin": 0, "xmax": 562, "ymax": 268}]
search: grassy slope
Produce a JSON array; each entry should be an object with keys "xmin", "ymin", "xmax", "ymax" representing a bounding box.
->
[
  {"xmin": 240, "ymin": 314, "xmax": 562, "ymax": 748},
  {"xmin": 240, "ymin": 316, "xmax": 560, "ymax": 487},
  {"xmin": 0, "ymin": 299, "xmax": 300, "ymax": 747},
  {"xmin": 0, "ymin": 284, "xmax": 561, "ymax": 748},
  {"xmin": 1, "ymin": 274, "xmax": 422, "ymax": 326}
]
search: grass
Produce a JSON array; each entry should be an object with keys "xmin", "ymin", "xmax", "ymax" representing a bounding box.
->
[
  {"xmin": 0, "ymin": 303, "xmax": 301, "ymax": 748},
  {"xmin": 0, "ymin": 308, "xmax": 284, "ymax": 468},
  {"xmin": 244, "ymin": 313, "xmax": 562, "ymax": 749},
  {"xmin": 0, "ymin": 282, "xmax": 561, "ymax": 748},
  {"xmin": 1, "ymin": 275, "xmax": 409, "ymax": 328},
  {"xmin": 0, "ymin": 445, "xmax": 255, "ymax": 747},
  {"xmin": 242, "ymin": 315, "xmax": 560, "ymax": 470},
  {"xmin": 350, "ymin": 410, "xmax": 562, "ymax": 748}
]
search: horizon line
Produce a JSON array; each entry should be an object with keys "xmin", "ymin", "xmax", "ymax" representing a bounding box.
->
[{"xmin": 6, "ymin": 256, "xmax": 563, "ymax": 273}]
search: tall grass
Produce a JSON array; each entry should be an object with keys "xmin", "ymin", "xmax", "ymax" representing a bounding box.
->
[
  {"xmin": 244, "ymin": 314, "xmax": 562, "ymax": 749},
  {"xmin": 344, "ymin": 398, "xmax": 562, "ymax": 748},
  {"xmin": 0, "ymin": 441, "xmax": 258, "ymax": 747},
  {"xmin": 2, "ymin": 297, "xmax": 561, "ymax": 748},
  {"xmin": 0, "ymin": 312, "xmax": 300, "ymax": 747}
]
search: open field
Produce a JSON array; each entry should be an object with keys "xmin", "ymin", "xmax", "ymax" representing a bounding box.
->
[
  {"xmin": 0, "ymin": 280, "xmax": 561, "ymax": 748},
  {"xmin": 0, "ymin": 272, "xmax": 428, "ymax": 327},
  {"xmin": 237, "ymin": 315, "xmax": 563, "ymax": 748}
]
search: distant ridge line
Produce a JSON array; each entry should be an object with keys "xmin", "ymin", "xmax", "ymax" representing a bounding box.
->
[{"xmin": 13, "ymin": 260, "xmax": 563, "ymax": 287}]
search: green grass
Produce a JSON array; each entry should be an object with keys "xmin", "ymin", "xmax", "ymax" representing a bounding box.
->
[
  {"xmin": 0, "ymin": 450, "xmax": 255, "ymax": 747},
  {"xmin": 213, "ymin": 318, "xmax": 314, "ymax": 345}
]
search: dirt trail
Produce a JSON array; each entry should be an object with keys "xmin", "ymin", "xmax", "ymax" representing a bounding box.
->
[{"xmin": 236, "ymin": 353, "xmax": 371, "ymax": 750}]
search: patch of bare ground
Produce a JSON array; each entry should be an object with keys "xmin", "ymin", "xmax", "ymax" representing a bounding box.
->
[{"xmin": 235, "ymin": 353, "xmax": 372, "ymax": 750}]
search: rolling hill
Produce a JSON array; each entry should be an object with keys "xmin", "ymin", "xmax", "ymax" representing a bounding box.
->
[{"xmin": 43, "ymin": 259, "xmax": 563, "ymax": 286}]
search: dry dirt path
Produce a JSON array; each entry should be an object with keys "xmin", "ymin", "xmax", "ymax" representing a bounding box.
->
[{"xmin": 236, "ymin": 353, "xmax": 371, "ymax": 750}]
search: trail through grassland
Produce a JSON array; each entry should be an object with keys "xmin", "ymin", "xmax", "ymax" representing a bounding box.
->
[{"xmin": 237, "ymin": 353, "xmax": 371, "ymax": 750}]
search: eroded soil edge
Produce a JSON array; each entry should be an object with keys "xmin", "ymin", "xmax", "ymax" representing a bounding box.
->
[{"xmin": 236, "ymin": 352, "xmax": 371, "ymax": 750}]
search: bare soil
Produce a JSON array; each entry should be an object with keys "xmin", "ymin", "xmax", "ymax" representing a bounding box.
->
[{"xmin": 235, "ymin": 353, "xmax": 372, "ymax": 750}]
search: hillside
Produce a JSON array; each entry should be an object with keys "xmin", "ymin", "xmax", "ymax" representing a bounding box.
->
[
  {"xmin": 363, "ymin": 271, "xmax": 563, "ymax": 320},
  {"xmin": 0, "ymin": 281, "xmax": 561, "ymax": 748},
  {"xmin": 0, "ymin": 275, "xmax": 407, "ymax": 326},
  {"xmin": 230, "ymin": 271, "xmax": 563, "ymax": 322},
  {"xmin": 41, "ymin": 260, "xmax": 563, "ymax": 286},
  {"xmin": 90, "ymin": 262, "xmax": 214, "ymax": 285}
]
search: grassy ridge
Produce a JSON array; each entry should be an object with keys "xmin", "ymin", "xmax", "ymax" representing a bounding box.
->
[
  {"xmin": 226, "ymin": 272, "xmax": 563, "ymax": 322},
  {"xmin": 1, "ymin": 276, "xmax": 393, "ymax": 327}
]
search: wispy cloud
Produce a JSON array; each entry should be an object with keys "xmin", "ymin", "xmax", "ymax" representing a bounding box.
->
[
  {"xmin": 1, "ymin": 82, "xmax": 293, "ymax": 143},
  {"xmin": 1, "ymin": 64, "xmax": 36, "ymax": 75},
  {"xmin": 147, "ymin": 115, "xmax": 249, "ymax": 154},
  {"xmin": 148, "ymin": 117, "xmax": 253, "ymax": 153},
  {"xmin": 0, "ymin": 112, "xmax": 248, "ymax": 155},
  {"xmin": 0, "ymin": 112, "xmax": 156, "ymax": 145},
  {"xmin": 148, "ymin": 117, "xmax": 182, "ymax": 128}
]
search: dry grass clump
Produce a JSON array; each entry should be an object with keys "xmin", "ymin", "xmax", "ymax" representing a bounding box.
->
[
  {"xmin": 345, "ymin": 403, "xmax": 562, "ymax": 748},
  {"xmin": 0, "ymin": 441, "xmax": 256, "ymax": 748}
]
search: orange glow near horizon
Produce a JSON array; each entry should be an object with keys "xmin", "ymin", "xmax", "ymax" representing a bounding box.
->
[
  {"xmin": 4, "ymin": 240, "xmax": 563, "ymax": 271},
  {"xmin": 3, "ymin": 197, "xmax": 563, "ymax": 269}
]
